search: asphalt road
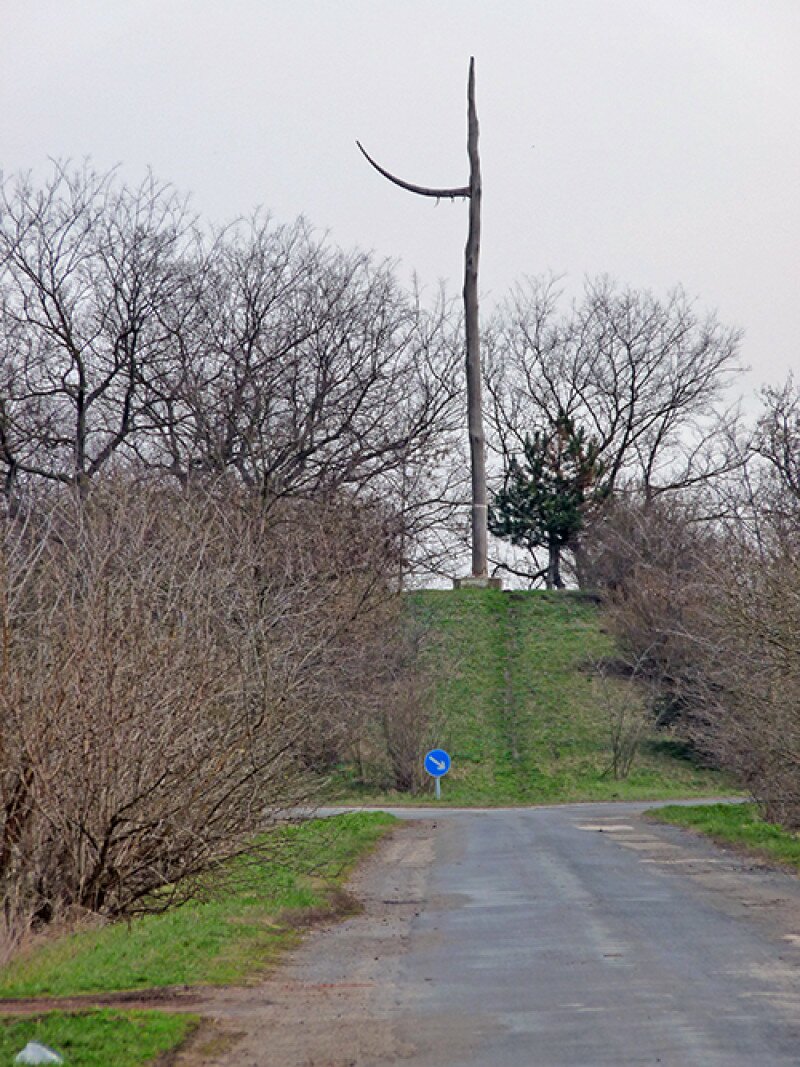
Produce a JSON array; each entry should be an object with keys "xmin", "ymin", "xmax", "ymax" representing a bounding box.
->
[{"xmin": 223, "ymin": 803, "xmax": 800, "ymax": 1067}]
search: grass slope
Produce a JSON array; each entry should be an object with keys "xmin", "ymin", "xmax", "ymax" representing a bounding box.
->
[
  {"xmin": 0, "ymin": 812, "xmax": 394, "ymax": 999},
  {"xmin": 399, "ymin": 588, "xmax": 729, "ymax": 805},
  {"xmin": 648, "ymin": 803, "xmax": 800, "ymax": 872}
]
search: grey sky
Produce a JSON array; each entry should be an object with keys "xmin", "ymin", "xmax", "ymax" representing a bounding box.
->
[{"xmin": 2, "ymin": 1, "xmax": 798, "ymax": 390}]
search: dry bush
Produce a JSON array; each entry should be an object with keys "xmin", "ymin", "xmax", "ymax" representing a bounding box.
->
[
  {"xmin": 584, "ymin": 490, "xmax": 800, "ymax": 827},
  {"xmin": 686, "ymin": 544, "xmax": 800, "ymax": 828},
  {"xmin": 0, "ymin": 909, "xmax": 36, "ymax": 971},
  {"xmin": 592, "ymin": 666, "xmax": 653, "ymax": 780},
  {"xmin": 0, "ymin": 479, "xmax": 415, "ymax": 923},
  {"xmin": 581, "ymin": 497, "xmax": 717, "ymax": 727},
  {"xmin": 327, "ymin": 603, "xmax": 439, "ymax": 796},
  {"xmin": 377, "ymin": 616, "xmax": 439, "ymax": 793}
]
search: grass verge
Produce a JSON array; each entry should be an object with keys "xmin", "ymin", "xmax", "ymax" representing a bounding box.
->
[
  {"xmin": 0, "ymin": 1010, "xmax": 197, "ymax": 1067},
  {"xmin": 0, "ymin": 812, "xmax": 395, "ymax": 999},
  {"xmin": 338, "ymin": 588, "xmax": 734, "ymax": 806},
  {"xmin": 648, "ymin": 803, "xmax": 800, "ymax": 872}
]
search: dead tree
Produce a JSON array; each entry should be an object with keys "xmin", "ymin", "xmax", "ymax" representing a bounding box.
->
[{"xmin": 358, "ymin": 57, "xmax": 488, "ymax": 580}]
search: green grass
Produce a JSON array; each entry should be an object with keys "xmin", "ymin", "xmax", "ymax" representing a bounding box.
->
[
  {"xmin": 0, "ymin": 812, "xmax": 395, "ymax": 999},
  {"xmin": 0, "ymin": 1010, "xmax": 197, "ymax": 1067},
  {"xmin": 648, "ymin": 803, "xmax": 800, "ymax": 871},
  {"xmin": 340, "ymin": 589, "xmax": 734, "ymax": 806}
]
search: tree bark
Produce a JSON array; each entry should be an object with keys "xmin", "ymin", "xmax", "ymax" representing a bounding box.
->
[
  {"xmin": 464, "ymin": 57, "xmax": 488, "ymax": 578},
  {"xmin": 547, "ymin": 542, "xmax": 564, "ymax": 590}
]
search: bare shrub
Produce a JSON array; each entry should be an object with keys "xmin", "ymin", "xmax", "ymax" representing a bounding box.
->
[
  {"xmin": 322, "ymin": 600, "xmax": 439, "ymax": 796},
  {"xmin": 686, "ymin": 543, "xmax": 800, "ymax": 828},
  {"xmin": 585, "ymin": 476, "xmax": 800, "ymax": 828},
  {"xmin": 377, "ymin": 616, "xmax": 439, "ymax": 793},
  {"xmin": 0, "ymin": 479, "xmax": 413, "ymax": 923},
  {"xmin": 581, "ymin": 497, "xmax": 717, "ymax": 728},
  {"xmin": 592, "ymin": 669, "xmax": 652, "ymax": 780}
]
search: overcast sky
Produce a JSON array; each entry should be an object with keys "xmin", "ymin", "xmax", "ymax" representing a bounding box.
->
[{"xmin": 2, "ymin": 1, "xmax": 798, "ymax": 391}]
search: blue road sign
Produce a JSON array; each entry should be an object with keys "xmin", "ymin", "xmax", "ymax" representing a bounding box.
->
[{"xmin": 424, "ymin": 748, "xmax": 451, "ymax": 778}]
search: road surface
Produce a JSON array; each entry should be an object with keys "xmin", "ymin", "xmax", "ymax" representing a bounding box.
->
[{"xmin": 189, "ymin": 802, "xmax": 800, "ymax": 1066}]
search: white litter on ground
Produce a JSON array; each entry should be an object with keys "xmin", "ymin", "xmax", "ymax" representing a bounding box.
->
[{"xmin": 14, "ymin": 1042, "xmax": 64, "ymax": 1064}]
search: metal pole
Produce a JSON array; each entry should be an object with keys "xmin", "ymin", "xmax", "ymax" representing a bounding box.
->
[{"xmin": 435, "ymin": 777, "xmax": 441, "ymax": 801}]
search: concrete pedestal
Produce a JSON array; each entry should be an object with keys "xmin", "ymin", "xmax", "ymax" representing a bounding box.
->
[{"xmin": 452, "ymin": 575, "xmax": 503, "ymax": 590}]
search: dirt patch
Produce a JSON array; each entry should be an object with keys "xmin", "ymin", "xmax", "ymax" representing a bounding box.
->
[
  {"xmin": 0, "ymin": 986, "xmax": 206, "ymax": 1016},
  {"xmin": 276, "ymin": 885, "xmax": 363, "ymax": 930},
  {"xmin": 158, "ymin": 1021, "xmax": 244, "ymax": 1066}
]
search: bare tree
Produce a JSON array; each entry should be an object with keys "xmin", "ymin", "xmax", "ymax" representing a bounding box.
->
[
  {"xmin": 0, "ymin": 162, "xmax": 196, "ymax": 498},
  {"xmin": 752, "ymin": 375, "xmax": 800, "ymax": 538},
  {"xmin": 144, "ymin": 221, "xmax": 461, "ymax": 499},
  {"xmin": 0, "ymin": 164, "xmax": 464, "ymax": 581},
  {"xmin": 484, "ymin": 276, "xmax": 743, "ymax": 583}
]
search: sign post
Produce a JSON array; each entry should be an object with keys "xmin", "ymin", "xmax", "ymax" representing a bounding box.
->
[{"xmin": 424, "ymin": 748, "xmax": 451, "ymax": 800}]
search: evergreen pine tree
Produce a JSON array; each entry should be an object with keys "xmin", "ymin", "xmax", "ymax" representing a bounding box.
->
[{"xmin": 489, "ymin": 415, "xmax": 605, "ymax": 588}]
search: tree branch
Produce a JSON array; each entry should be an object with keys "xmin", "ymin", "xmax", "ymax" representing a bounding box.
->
[{"xmin": 356, "ymin": 142, "xmax": 470, "ymax": 200}]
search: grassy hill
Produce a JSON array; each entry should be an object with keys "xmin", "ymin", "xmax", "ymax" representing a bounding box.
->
[{"xmin": 348, "ymin": 588, "xmax": 732, "ymax": 806}]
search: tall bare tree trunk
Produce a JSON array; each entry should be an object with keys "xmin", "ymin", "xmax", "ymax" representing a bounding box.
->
[
  {"xmin": 464, "ymin": 58, "xmax": 487, "ymax": 578},
  {"xmin": 357, "ymin": 56, "xmax": 490, "ymax": 581}
]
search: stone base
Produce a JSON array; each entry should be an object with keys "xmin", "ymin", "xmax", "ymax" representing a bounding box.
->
[{"xmin": 452, "ymin": 575, "xmax": 503, "ymax": 590}]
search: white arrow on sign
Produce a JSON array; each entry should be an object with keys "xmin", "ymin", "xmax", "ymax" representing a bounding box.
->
[{"xmin": 429, "ymin": 756, "xmax": 446, "ymax": 770}]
